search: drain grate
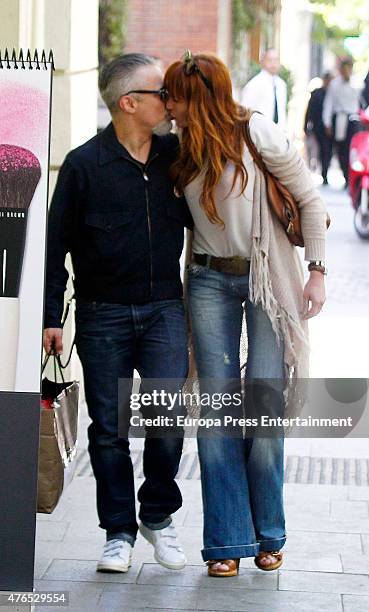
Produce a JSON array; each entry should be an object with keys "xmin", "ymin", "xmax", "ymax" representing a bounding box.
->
[{"xmin": 75, "ymin": 450, "xmax": 369, "ymax": 486}]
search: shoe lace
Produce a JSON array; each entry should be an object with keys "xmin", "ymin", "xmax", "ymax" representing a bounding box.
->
[{"xmin": 104, "ymin": 539, "xmax": 130, "ymax": 559}]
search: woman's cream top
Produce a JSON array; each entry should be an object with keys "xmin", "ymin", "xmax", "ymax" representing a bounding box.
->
[{"xmin": 183, "ymin": 112, "xmax": 289, "ymax": 259}]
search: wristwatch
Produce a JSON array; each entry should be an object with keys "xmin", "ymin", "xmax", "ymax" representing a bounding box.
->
[{"xmin": 308, "ymin": 260, "xmax": 327, "ymax": 275}]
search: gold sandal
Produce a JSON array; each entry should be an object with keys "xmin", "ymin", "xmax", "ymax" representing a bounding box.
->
[
  {"xmin": 206, "ymin": 558, "xmax": 240, "ymax": 577},
  {"xmin": 254, "ymin": 550, "xmax": 283, "ymax": 571}
]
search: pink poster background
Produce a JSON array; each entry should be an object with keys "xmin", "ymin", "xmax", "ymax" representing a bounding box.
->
[{"xmin": 0, "ymin": 61, "xmax": 52, "ymax": 392}]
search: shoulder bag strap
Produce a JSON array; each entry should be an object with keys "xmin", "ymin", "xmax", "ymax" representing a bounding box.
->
[{"xmin": 243, "ymin": 111, "xmax": 268, "ymax": 176}]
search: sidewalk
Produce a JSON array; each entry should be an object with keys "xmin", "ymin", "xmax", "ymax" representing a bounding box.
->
[
  {"xmin": 27, "ymin": 399, "xmax": 369, "ymax": 612},
  {"xmin": 4, "ymin": 175, "xmax": 369, "ymax": 612}
]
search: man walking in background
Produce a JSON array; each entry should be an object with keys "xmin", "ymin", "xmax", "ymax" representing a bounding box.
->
[
  {"xmin": 241, "ymin": 48, "xmax": 288, "ymax": 131},
  {"xmin": 304, "ymin": 72, "xmax": 333, "ymax": 185},
  {"xmin": 323, "ymin": 57, "xmax": 360, "ymax": 187}
]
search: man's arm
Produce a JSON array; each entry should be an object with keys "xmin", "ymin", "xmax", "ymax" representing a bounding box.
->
[{"xmin": 43, "ymin": 157, "xmax": 80, "ymax": 353}]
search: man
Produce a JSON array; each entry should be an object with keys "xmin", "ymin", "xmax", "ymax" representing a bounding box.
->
[
  {"xmin": 43, "ymin": 53, "xmax": 193, "ymax": 574},
  {"xmin": 304, "ymin": 72, "xmax": 333, "ymax": 185},
  {"xmin": 241, "ymin": 48, "xmax": 287, "ymax": 130},
  {"xmin": 322, "ymin": 57, "xmax": 360, "ymax": 186}
]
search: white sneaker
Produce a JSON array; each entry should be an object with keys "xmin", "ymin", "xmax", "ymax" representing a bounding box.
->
[
  {"xmin": 139, "ymin": 522, "xmax": 186, "ymax": 570},
  {"xmin": 96, "ymin": 539, "xmax": 133, "ymax": 573}
]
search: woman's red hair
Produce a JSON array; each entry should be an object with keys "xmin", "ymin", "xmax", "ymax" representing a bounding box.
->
[{"xmin": 164, "ymin": 53, "xmax": 251, "ymax": 226}]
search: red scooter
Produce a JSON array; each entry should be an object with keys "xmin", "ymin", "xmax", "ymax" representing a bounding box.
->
[{"xmin": 349, "ymin": 108, "xmax": 369, "ymax": 239}]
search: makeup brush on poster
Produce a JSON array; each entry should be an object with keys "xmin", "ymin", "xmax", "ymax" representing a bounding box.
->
[{"xmin": 0, "ymin": 144, "xmax": 41, "ymax": 391}]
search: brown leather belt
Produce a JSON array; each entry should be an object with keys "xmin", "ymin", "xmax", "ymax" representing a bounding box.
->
[{"xmin": 193, "ymin": 253, "xmax": 250, "ymax": 276}]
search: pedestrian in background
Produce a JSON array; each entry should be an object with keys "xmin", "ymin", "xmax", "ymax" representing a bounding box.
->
[
  {"xmin": 304, "ymin": 72, "xmax": 333, "ymax": 185},
  {"xmin": 241, "ymin": 48, "xmax": 288, "ymax": 131},
  {"xmin": 323, "ymin": 57, "xmax": 360, "ymax": 187},
  {"xmin": 360, "ymin": 71, "xmax": 369, "ymax": 109}
]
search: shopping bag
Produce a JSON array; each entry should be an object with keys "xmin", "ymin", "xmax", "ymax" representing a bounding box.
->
[{"xmin": 37, "ymin": 354, "xmax": 79, "ymax": 513}]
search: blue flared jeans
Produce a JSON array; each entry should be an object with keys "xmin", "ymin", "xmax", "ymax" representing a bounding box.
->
[{"xmin": 187, "ymin": 262, "xmax": 286, "ymax": 561}]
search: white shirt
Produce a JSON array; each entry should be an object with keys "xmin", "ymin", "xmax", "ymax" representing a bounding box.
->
[
  {"xmin": 184, "ymin": 113, "xmax": 289, "ymax": 259},
  {"xmin": 241, "ymin": 70, "xmax": 287, "ymax": 131},
  {"xmin": 322, "ymin": 76, "xmax": 360, "ymax": 128}
]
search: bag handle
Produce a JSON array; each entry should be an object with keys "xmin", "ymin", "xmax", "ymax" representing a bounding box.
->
[
  {"xmin": 42, "ymin": 352, "xmax": 66, "ymax": 385},
  {"xmin": 59, "ymin": 295, "xmax": 76, "ymax": 369},
  {"xmin": 44, "ymin": 294, "xmax": 76, "ymax": 372}
]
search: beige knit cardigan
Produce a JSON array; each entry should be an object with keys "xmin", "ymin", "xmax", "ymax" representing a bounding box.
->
[{"xmin": 184, "ymin": 113, "xmax": 328, "ymax": 416}]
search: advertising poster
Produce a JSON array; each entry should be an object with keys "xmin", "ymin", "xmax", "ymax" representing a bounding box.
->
[
  {"xmin": 0, "ymin": 49, "xmax": 53, "ymax": 593},
  {"xmin": 0, "ymin": 50, "xmax": 52, "ymax": 393}
]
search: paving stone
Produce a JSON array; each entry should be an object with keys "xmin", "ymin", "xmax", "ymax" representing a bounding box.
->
[
  {"xmin": 99, "ymin": 584, "xmax": 199, "ymax": 610},
  {"xmin": 33, "ymin": 579, "xmax": 103, "ymax": 612},
  {"xmin": 284, "ymin": 496, "xmax": 330, "ymax": 513},
  {"xmin": 309, "ymin": 439, "xmax": 369, "ymax": 459},
  {"xmin": 281, "ymin": 553, "xmax": 342, "ymax": 573},
  {"xmin": 42, "ymin": 558, "xmax": 141, "ymax": 583},
  {"xmin": 183, "ymin": 511, "xmax": 203, "ymax": 527},
  {"xmin": 137, "ymin": 563, "xmax": 277, "ymax": 590},
  {"xmin": 286, "ymin": 515, "xmax": 369, "ymax": 534},
  {"xmin": 279, "ymin": 569, "xmax": 369, "ymax": 595},
  {"xmin": 348, "ymin": 487, "xmax": 369, "ymax": 501},
  {"xmin": 330, "ymin": 500, "xmax": 369, "ymax": 520},
  {"xmin": 284, "ymin": 483, "xmax": 348, "ymax": 500},
  {"xmin": 34, "ymin": 539, "xmax": 104, "ymax": 564},
  {"xmin": 35, "ymin": 521, "xmax": 70, "ymax": 542},
  {"xmin": 33, "ymin": 554, "xmax": 53, "ymax": 580},
  {"xmin": 0, "ymin": 592, "xmax": 31, "ymax": 611},
  {"xmin": 361, "ymin": 535, "xmax": 369, "ymax": 554},
  {"xmin": 342, "ymin": 594, "xmax": 369, "ymax": 611},
  {"xmin": 285, "ymin": 438, "xmax": 312, "ymax": 455},
  {"xmin": 36, "ymin": 501, "xmax": 70, "ymax": 522},
  {"xmin": 196, "ymin": 588, "xmax": 343, "ymax": 611},
  {"xmin": 284, "ymin": 531, "xmax": 362, "ymax": 555},
  {"xmin": 341, "ymin": 554, "xmax": 369, "ymax": 574}
]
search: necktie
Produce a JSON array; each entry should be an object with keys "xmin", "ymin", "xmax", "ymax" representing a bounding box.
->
[{"xmin": 273, "ymin": 80, "xmax": 279, "ymax": 124}]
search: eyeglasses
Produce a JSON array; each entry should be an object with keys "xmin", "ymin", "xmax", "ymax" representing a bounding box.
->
[
  {"xmin": 122, "ymin": 87, "xmax": 169, "ymax": 102},
  {"xmin": 182, "ymin": 49, "xmax": 214, "ymax": 95}
]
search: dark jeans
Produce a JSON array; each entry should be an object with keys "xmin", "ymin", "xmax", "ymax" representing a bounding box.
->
[
  {"xmin": 314, "ymin": 131, "xmax": 332, "ymax": 181},
  {"xmin": 75, "ymin": 298, "xmax": 188, "ymax": 545},
  {"xmin": 333, "ymin": 115, "xmax": 361, "ymax": 182}
]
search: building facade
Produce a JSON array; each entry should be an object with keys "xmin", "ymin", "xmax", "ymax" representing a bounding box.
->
[{"xmin": 124, "ymin": 0, "xmax": 232, "ymax": 67}]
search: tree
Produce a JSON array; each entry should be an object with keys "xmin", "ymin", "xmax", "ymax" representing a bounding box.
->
[
  {"xmin": 310, "ymin": 0, "xmax": 369, "ymax": 36},
  {"xmin": 310, "ymin": 0, "xmax": 369, "ymax": 76},
  {"xmin": 99, "ymin": 0, "xmax": 128, "ymax": 66}
]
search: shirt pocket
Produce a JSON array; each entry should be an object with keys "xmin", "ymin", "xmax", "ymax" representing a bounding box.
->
[
  {"xmin": 83, "ymin": 209, "xmax": 137, "ymax": 261},
  {"xmin": 84, "ymin": 209, "xmax": 134, "ymax": 232}
]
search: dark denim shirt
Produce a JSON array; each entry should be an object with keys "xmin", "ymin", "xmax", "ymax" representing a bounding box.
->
[{"xmin": 45, "ymin": 123, "xmax": 193, "ymax": 328}]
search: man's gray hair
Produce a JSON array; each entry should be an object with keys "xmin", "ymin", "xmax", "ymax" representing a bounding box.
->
[{"xmin": 99, "ymin": 53, "xmax": 158, "ymax": 112}]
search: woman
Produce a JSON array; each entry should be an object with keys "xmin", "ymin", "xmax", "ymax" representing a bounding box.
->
[{"xmin": 164, "ymin": 52, "xmax": 327, "ymax": 576}]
